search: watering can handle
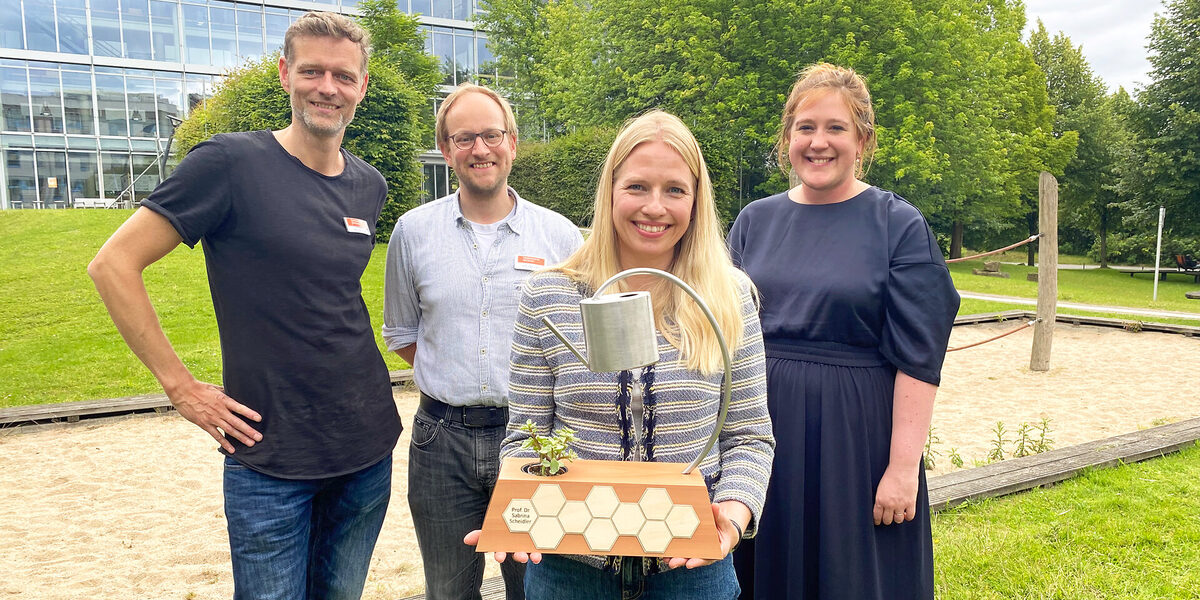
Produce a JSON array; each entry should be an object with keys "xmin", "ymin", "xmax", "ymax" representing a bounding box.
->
[{"xmin": 592, "ymin": 268, "xmax": 733, "ymax": 475}]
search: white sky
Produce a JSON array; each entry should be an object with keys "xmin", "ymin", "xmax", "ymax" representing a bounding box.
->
[{"xmin": 1022, "ymin": 0, "xmax": 1167, "ymax": 93}]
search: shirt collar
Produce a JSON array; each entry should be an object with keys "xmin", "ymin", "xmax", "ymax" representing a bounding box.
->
[{"xmin": 451, "ymin": 186, "xmax": 527, "ymax": 235}]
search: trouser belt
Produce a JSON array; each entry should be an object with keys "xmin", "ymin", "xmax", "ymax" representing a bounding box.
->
[{"xmin": 418, "ymin": 391, "xmax": 509, "ymax": 427}]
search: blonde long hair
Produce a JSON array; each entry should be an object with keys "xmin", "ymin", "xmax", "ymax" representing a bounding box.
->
[{"xmin": 558, "ymin": 110, "xmax": 747, "ymax": 375}]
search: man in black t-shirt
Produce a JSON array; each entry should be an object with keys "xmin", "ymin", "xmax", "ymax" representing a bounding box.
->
[{"xmin": 88, "ymin": 12, "xmax": 401, "ymax": 599}]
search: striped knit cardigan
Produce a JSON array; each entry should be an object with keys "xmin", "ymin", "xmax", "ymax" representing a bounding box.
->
[{"xmin": 501, "ymin": 270, "xmax": 775, "ymax": 572}]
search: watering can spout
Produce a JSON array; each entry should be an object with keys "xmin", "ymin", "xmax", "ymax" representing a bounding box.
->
[{"xmin": 543, "ymin": 317, "xmax": 589, "ymax": 365}]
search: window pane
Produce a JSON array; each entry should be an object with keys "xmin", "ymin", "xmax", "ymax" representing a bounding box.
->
[
  {"xmin": 182, "ymin": 4, "xmax": 209, "ymax": 65},
  {"xmin": 96, "ymin": 74, "xmax": 127, "ymax": 136},
  {"xmin": 150, "ymin": 0, "xmax": 180, "ymax": 62},
  {"xmin": 236, "ymin": 10, "xmax": 262, "ymax": 61},
  {"xmin": 155, "ymin": 76, "xmax": 182, "ymax": 137},
  {"xmin": 25, "ymin": 0, "xmax": 59, "ymax": 52},
  {"xmin": 92, "ymin": 0, "xmax": 123, "ymax": 58},
  {"xmin": 126, "ymin": 77, "xmax": 157, "ymax": 137},
  {"xmin": 264, "ymin": 13, "xmax": 289, "ymax": 54},
  {"xmin": 122, "ymin": 0, "xmax": 152, "ymax": 60},
  {"xmin": 36, "ymin": 150, "xmax": 68, "ymax": 207},
  {"xmin": 61, "ymin": 71, "xmax": 94, "ymax": 135},
  {"xmin": 454, "ymin": 32, "xmax": 473, "ymax": 83},
  {"xmin": 55, "ymin": 0, "xmax": 88, "ymax": 54},
  {"xmin": 29, "ymin": 69, "xmax": 64, "ymax": 134},
  {"xmin": 433, "ymin": 32, "xmax": 453, "ymax": 85},
  {"xmin": 67, "ymin": 150, "xmax": 100, "ymax": 202},
  {"xmin": 453, "ymin": 0, "xmax": 472, "ymax": 21},
  {"xmin": 131, "ymin": 153, "xmax": 157, "ymax": 202},
  {"xmin": 184, "ymin": 74, "xmax": 212, "ymax": 114},
  {"xmin": 5, "ymin": 150, "xmax": 37, "ymax": 208},
  {"xmin": 411, "ymin": 0, "xmax": 431, "ymax": 16},
  {"xmin": 101, "ymin": 151, "xmax": 131, "ymax": 202},
  {"xmin": 1, "ymin": 67, "xmax": 32, "ymax": 132},
  {"xmin": 432, "ymin": 0, "xmax": 452, "ymax": 19},
  {"xmin": 209, "ymin": 7, "xmax": 236, "ymax": 69},
  {"xmin": 1, "ymin": 1, "xmax": 25, "ymax": 49}
]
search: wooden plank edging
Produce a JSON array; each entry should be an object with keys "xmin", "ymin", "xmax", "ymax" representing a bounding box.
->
[
  {"xmin": 0, "ymin": 369, "xmax": 415, "ymax": 428},
  {"xmin": 928, "ymin": 417, "xmax": 1200, "ymax": 512}
]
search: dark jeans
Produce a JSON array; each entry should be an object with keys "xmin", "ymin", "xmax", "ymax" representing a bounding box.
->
[
  {"xmin": 408, "ymin": 405, "xmax": 526, "ymax": 600},
  {"xmin": 223, "ymin": 454, "xmax": 392, "ymax": 600},
  {"xmin": 526, "ymin": 554, "xmax": 739, "ymax": 600}
]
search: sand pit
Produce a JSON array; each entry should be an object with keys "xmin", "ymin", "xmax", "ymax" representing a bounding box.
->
[{"xmin": 1, "ymin": 322, "xmax": 1198, "ymax": 599}]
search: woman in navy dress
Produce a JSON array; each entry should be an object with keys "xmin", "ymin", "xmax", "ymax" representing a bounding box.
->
[{"xmin": 728, "ymin": 63, "xmax": 959, "ymax": 599}]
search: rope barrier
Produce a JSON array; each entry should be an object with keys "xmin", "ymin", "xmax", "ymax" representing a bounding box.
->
[
  {"xmin": 946, "ymin": 234, "xmax": 1042, "ymax": 263},
  {"xmin": 947, "ymin": 318, "xmax": 1042, "ymax": 352}
]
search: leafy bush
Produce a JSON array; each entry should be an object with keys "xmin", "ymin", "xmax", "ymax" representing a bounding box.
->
[{"xmin": 508, "ymin": 126, "xmax": 616, "ymax": 226}]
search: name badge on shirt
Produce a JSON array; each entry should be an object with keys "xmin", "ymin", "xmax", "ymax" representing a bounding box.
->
[
  {"xmin": 515, "ymin": 255, "xmax": 545, "ymax": 271},
  {"xmin": 344, "ymin": 217, "xmax": 370, "ymax": 235}
]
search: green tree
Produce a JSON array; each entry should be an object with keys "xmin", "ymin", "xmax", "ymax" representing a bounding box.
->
[
  {"xmin": 356, "ymin": 0, "xmax": 442, "ymax": 146},
  {"xmin": 1128, "ymin": 0, "xmax": 1200, "ymax": 242},
  {"xmin": 1028, "ymin": 20, "xmax": 1125, "ymax": 266},
  {"xmin": 479, "ymin": 0, "xmax": 1073, "ymax": 242}
]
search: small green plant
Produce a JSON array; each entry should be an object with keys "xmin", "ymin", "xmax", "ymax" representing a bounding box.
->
[
  {"xmin": 1033, "ymin": 417, "xmax": 1055, "ymax": 453},
  {"xmin": 988, "ymin": 421, "xmax": 1009, "ymax": 462},
  {"xmin": 1122, "ymin": 320, "xmax": 1144, "ymax": 332},
  {"xmin": 924, "ymin": 427, "xmax": 942, "ymax": 470},
  {"xmin": 518, "ymin": 419, "xmax": 579, "ymax": 476},
  {"xmin": 948, "ymin": 447, "xmax": 964, "ymax": 469},
  {"xmin": 1013, "ymin": 422, "xmax": 1035, "ymax": 457}
]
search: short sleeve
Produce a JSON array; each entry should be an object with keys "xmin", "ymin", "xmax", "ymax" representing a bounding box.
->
[
  {"xmin": 879, "ymin": 208, "xmax": 960, "ymax": 386},
  {"xmin": 139, "ymin": 138, "xmax": 232, "ymax": 248}
]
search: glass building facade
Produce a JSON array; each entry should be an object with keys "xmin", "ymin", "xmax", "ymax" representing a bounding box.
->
[{"xmin": 1, "ymin": 0, "xmax": 492, "ymax": 209}]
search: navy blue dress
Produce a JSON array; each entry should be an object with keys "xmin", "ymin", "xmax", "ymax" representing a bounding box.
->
[{"xmin": 727, "ymin": 187, "xmax": 959, "ymax": 600}]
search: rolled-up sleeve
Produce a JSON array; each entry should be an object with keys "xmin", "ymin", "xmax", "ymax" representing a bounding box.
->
[{"xmin": 382, "ymin": 218, "xmax": 420, "ymax": 351}]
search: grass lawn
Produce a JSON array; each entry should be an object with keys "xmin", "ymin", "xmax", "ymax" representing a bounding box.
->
[
  {"xmin": 950, "ymin": 259, "xmax": 1200, "ymax": 319},
  {"xmin": 0, "ymin": 210, "xmax": 405, "ymax": 408},
  {"xmin": 934, "ymin": 442, "xmax": 1200, "ymax": 598},
  {"xmin": 2, "ymin": 211, "xmax": 1197, "ymax": 408}
]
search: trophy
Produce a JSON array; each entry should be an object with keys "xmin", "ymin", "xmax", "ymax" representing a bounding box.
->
[{"xmin": 476, "ymin": 268, "xmax": 732, "ymax": 559}]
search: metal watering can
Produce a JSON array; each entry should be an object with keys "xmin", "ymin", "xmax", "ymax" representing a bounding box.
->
[{"xmin": 541, "ymin": 267, "xmax": 733, "ymax": 475}]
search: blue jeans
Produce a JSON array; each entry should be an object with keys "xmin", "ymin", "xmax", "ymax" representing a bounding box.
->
[
  {"xmin": 408, "ymin": 407, "xmax": 525, "ymax": 600},
  {"xmin": 223, "ymin": 454, "xmax": 392, "ymax": 600},
  {"xmin": 525, "ymin": 554, "xmax": 740, "ymax": 600}
]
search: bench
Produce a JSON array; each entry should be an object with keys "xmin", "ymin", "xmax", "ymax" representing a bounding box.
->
[{"xmin": 73, "ymin": 197, "xmax": 117, "ymax": 208}]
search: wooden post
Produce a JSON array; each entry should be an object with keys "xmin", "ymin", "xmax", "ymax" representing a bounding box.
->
[{"xmin": 1030, "ymin": 172, "xmax": 1058, "ymax": 371}]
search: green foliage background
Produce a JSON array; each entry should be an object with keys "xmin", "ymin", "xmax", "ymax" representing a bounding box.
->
[{"xmin": 508, "ymin": 126, "xmax": 616, "ymax": 225}]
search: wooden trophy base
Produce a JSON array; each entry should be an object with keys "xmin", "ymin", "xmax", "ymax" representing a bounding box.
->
[{"xmin": 477, "ymin": 458, "xmax": 721, "ymax": 558}]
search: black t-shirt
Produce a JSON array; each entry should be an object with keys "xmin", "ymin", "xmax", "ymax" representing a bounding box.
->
[{"xmin": 143, "ymin": 130, "xmax": 401, "ymax": 479}]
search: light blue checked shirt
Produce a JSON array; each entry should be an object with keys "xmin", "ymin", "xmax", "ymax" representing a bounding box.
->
[{"xmin": 382, "ymin": 188, "xmax": 583, "ymax": 407}]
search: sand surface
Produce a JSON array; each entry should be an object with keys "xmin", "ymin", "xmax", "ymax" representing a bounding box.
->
[{"xmin": 1, "ymin": 322, "xmax": 1198, "ymax": 599}]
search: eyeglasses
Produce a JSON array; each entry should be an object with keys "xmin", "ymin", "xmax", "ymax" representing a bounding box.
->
[{"xmin": 448, "ymin": 129, "xmax": 508, "ymax": 150}]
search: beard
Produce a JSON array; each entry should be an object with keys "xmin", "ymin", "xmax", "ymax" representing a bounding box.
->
[{"xmin": 291, "ymin": 93, "xmax": 352, "ymax": 138}]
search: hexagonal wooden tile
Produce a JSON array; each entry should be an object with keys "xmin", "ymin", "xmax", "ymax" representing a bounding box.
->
[
  {"xmin": 638, "ymin": 487, "xmax": 673, "ymax": 520},
  {"xmin": 612, "ymin": 502, "xmax": 646, "ymax": 536},
  {"xmin": 583, "ymin": 519, "xmax": 619, "ymax": 552},
  {"xmin": 636, "ymin": 520, "xmax": 672, "ymax": 553},
  {"xmin": 665, "ymin": 505, "xmax": 699, "ymax": 538},
  {"xmin": 584, "ymin": 486, "xmax": 620, "ymax": 518},
  {"xmin": 502, "ymin": 499, "xmax": 536, "ymax": 533},
  {"xmin": 558, "ymin": 500, "xmax": 591, "ymax": 534},
  {"xmin": 530, "ymin": 484, "xmax": 566, "ymax": 517},
  {"xmin": 528, "ymin": 516, "xmax": 565, "ymax": 550}
]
